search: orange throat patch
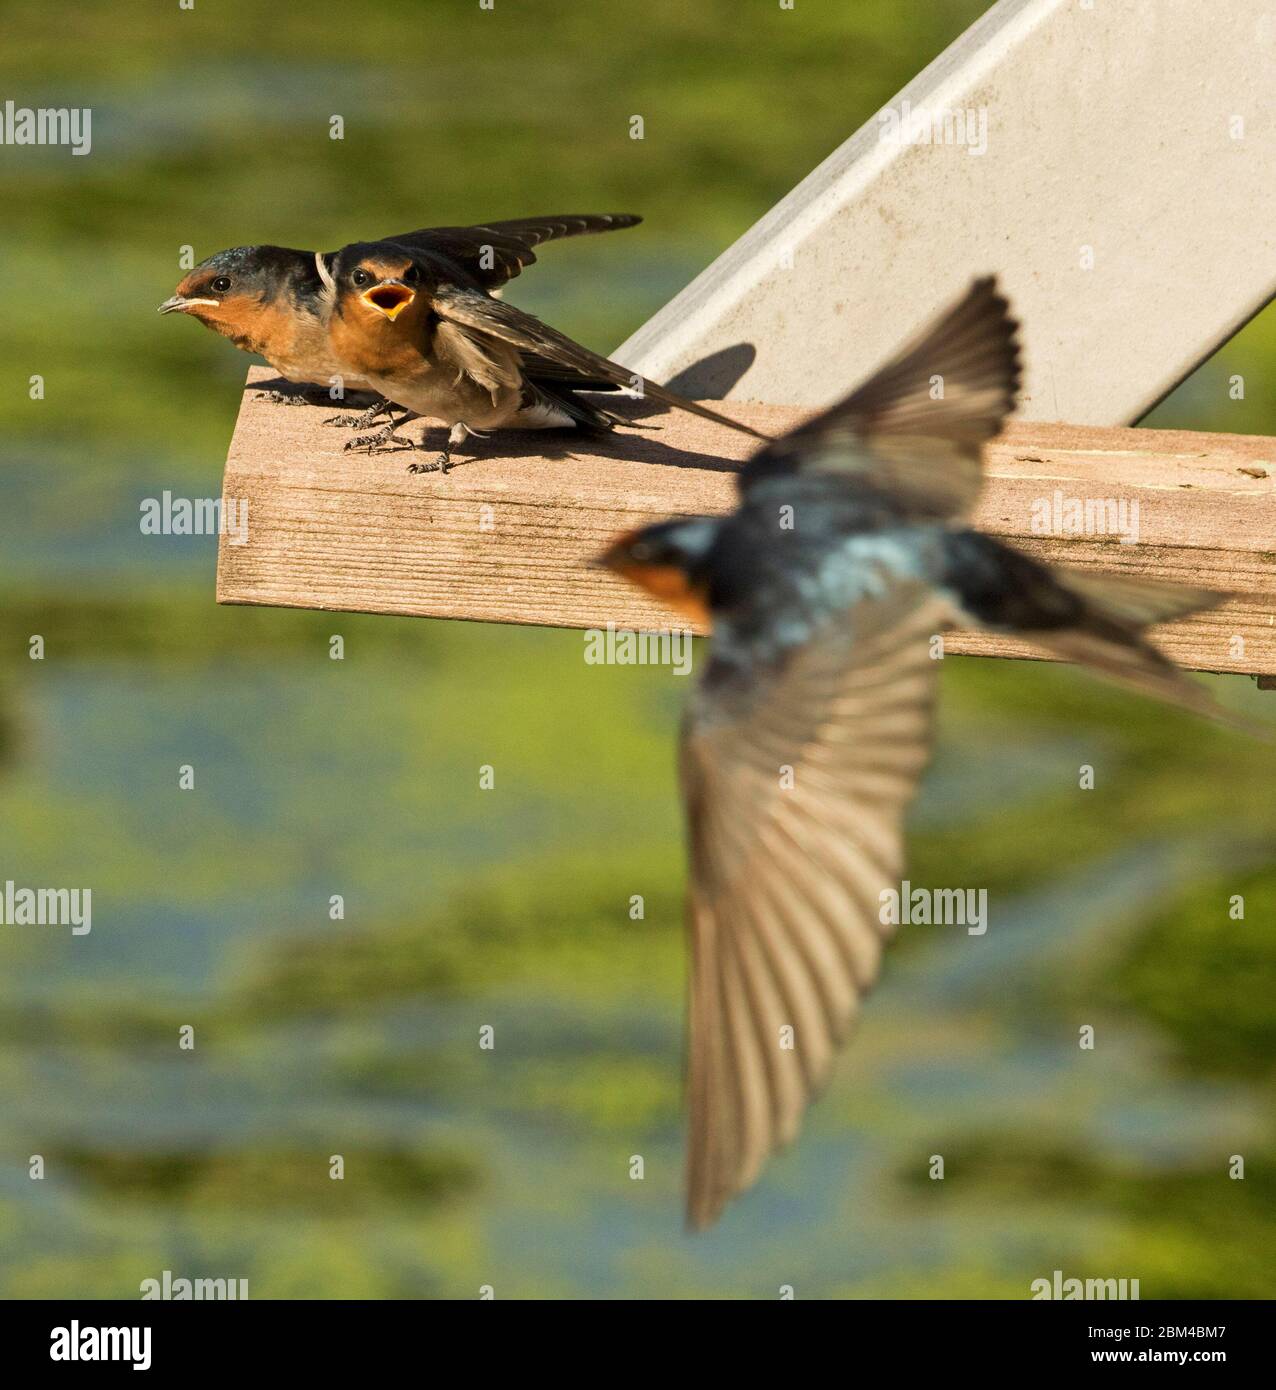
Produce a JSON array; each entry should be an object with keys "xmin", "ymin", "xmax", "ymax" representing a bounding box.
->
[
  {"xmin": 612, "ymin": 561, "xmax": 711, "ymax": 627},
  {"xmin": 329, "ymin": 302, "xmax": 424, "ymax": 379},
  {"xmin": 202, "ymin": 296, "xmax": 290, "ymax": 361}
]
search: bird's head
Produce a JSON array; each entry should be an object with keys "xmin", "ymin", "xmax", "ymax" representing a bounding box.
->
[
  {"xmin": 597, "ymin": 518, "xmax": 720, "ymax": 624},
  {"xmin": 158, "ymin": 246, "xmax": 287, "ymax": 346},
  {"xmin": 330, "ymin": 242, "xmax": 426, "ymax": 327}
]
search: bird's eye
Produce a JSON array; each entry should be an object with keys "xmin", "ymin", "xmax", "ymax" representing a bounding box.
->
[
  {"xmin": 403, "ymin": 265, "xmax": 420, "ymax": 284},
  {"xmin": 629, "ymin": 541, "xmax": 654, "ymax": 563},
  {"xmin": 211, "ymin": 276, "xmax": 232, "ymax": 294},
  {"xmin": 351, "ymin": 269, "xmax": 370, "ymax": 288}
]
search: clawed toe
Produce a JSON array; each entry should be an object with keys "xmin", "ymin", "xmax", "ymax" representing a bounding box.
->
[
  {"xmin": 325, "ymin": 400, "xmax": 393, "ymax": 431},
  {"xmin": 407, "ymin": 452, "xmax": 450, "ymax": 475},
  {"xmin": 344, "ymin": 432, "xmax": 415, "ymax": 454}
]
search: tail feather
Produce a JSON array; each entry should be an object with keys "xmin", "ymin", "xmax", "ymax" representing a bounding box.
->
[
  {"xmin": 941, "ymin": 532, "xmax": 1256, "ymax": 731},
  {"xmin": 1054, "ymin": 570, "xmax": 1226, "ymax": 628},
  {"xmin": 1035, "ymin": 626, "xmax": 1251, "ymax": 732},
  {"xmin": 522, "ymin": 379, "xmax": 618, "ymax": 433}
]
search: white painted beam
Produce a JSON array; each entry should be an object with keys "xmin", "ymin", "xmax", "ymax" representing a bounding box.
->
[{"xmin": 615, "ymin": 0, "xmax": 1276, "ymax": 423}]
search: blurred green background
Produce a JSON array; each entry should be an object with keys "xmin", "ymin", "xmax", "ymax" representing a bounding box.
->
[{"xmin": 0, "ymin": 0, "xmax": 1273, "ymax": 1299}]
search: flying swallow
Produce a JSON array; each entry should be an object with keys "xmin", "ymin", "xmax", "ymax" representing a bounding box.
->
[
  {"xmin": 317, "ymin": 239, "xmax": 769, "ymax": 470},
  {"xmin": 156, "ymin": 213, "xmax": 645, "ymax": 416},
  {"xmin": 600, "ymin": 276, "xmax": 1247, "ymax": 1229}
]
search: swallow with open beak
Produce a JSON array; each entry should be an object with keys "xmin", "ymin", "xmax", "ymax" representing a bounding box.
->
[
  {"xmin": 157, "ymin": 213, "xmax": 646, "ymax": 418},
  {"xmin": 600, "ymin": 276, "xmax": 1250, "ymax": 1230},
  {"xmin": 318, "ymin": 239, "xmax": 769, "ymax": 470}
]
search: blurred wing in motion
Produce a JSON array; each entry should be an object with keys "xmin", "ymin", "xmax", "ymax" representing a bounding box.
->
[
  {"xmin": 680, "ymin": 585, "xmax": 951, "ymax": 1228},
  {"xmin": 739, "ymin": 276, "xmax": 1021, "ymax": 517}
]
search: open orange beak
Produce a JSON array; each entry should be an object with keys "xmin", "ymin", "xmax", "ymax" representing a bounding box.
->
[{"xmin": 360, "ymin": 281, "xmax": 416, "ymax": 321}]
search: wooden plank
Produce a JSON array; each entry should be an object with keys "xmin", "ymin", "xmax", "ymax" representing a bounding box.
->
[
  {"xmin": 614, "ymin": 0, "xmax": 1276, "ymax": 422},
  {"xmin": 217, "ymin": 369, "xmax": 1276, "ymax": 676}
]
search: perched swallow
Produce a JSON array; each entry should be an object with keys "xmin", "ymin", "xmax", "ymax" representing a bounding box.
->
[
  {"xmin": 157, "ymin": 214, "xmax": 645, "ymax": 414},
  {"xmin": 317, "ymin": 239, "xmax": 768, "ymax": 471},
  {"xmin": 601, "ymin": 277, "xmax": 1245, "ymax": 1229}
]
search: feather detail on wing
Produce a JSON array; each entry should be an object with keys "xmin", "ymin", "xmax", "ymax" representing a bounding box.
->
[
  {"xmin": 739, "ymin": 276, "xmax": 1021, "ymax": 517},
  {"xmin": 430, "ymin": 284, "xmax": 769, "ymax": 440},
  {"xmin": 380, "ymin": 213, "xmax": 642, "ymax": 288},
  {"xmin": 680, "ymin": 586, "xmax": 951, "ymax": 1228},
  {"xmin": 433, "ymin": 318, "xmax": 524, "ymax": 397}
]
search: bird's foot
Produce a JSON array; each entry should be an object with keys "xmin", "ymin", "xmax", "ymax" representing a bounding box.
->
[
  {"xmin": 407, "ymin": 450, "xmax": 451, "ymax": 475},
  {"xmin": 254, "ymin": 388, "xmax": 320, "ymax": 406},
  {"xmin": 324, "ymin": 399, "xmax": 392, "ymax": 430},
  {"xmin": 406, "ymin": 422, "xmax": 479, "ymax": 474},
  {"xmin": 344, "ymin": 421, "xmax": 417, "ymax": 454}
]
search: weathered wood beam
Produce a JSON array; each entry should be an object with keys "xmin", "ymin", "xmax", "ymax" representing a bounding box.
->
[{"xmin": 218, "ymin": 369, "xmax": 1276, "ymax": 678}]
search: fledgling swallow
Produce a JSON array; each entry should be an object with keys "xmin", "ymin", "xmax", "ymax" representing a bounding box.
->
[
  {"xmin": 601, "ymin": 276, "xmax": 1252, "ymax": 1230},
  {"xmin": 317, "ymin": 239, "xmax": 769, "ymax": 471},
  {"xmin": 157, "ymin": 213, "xmax": 646, "ymax": 414}
]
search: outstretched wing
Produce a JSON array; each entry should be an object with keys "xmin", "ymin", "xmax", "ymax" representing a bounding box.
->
[
  {"xmin": 431, "ymin": 284, "xmax": 769, "ymax": 440},
  {"xmin": 382, "ymin": 213, "xmax": 642, "ymax": 289},
  {"xmin": 739, "ymin": 276, "xmax": 1021, "ymax": 517},
  {"xmin": 680, "ymin": 585, "xmax": 950, "ymax": 1229}
]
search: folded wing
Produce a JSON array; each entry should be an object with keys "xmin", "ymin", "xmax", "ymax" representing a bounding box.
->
[{"xmin": 432, "ymin": 284, "xmax": 770, "ymax": 440}]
